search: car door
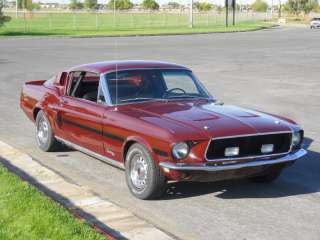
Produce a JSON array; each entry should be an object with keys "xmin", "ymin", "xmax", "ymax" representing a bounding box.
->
[{"xmin": 57, "ymin": 71, "xmax": 105, "ymax": 156}]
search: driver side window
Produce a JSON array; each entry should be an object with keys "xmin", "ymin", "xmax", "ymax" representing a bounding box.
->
[
  {"xmin": 67, "ymin": 71, "xmax": 83, "ymax": 96},
  {"xmin": 67, "ymin": 71, "xmax": 100, "ymax": 103}
]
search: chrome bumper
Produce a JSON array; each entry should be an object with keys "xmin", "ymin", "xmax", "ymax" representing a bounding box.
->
[{"xmin": 159, "ymin": 149, "xmax": 307, "ymax": 172}]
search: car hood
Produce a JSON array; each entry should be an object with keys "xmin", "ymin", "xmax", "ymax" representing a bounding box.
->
[{"xmin": 123, "ymin": 100, "xmax": 294, "ymax": 140}]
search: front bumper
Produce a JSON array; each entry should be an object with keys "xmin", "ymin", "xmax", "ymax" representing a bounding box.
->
[{"xmin": 159, "ymin": 149, "xmax": 307, "ymax": 172}]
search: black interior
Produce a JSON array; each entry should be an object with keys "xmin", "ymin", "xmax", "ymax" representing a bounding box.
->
[{"xmin": 69, "ymin": 72, "xmax": 99, "ymax": 102}]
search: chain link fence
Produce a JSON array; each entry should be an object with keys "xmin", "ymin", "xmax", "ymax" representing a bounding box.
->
[{"xmin": 3, "ymin": 10, "xmax": 273, "ymax": 33}]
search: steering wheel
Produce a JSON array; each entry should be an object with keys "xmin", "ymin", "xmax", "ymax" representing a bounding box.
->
[{"xmin": 165, "ymin": 88, "xmax": 187, "ymax": 96}]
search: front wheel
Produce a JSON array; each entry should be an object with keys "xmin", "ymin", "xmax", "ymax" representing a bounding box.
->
[
  {"xmin": 35, "ymin": 110, "xmax": 60, "ymax": 152},
  {"xmin": 125, "ymin": 143, "xmax": 167, "ymax": 200}
]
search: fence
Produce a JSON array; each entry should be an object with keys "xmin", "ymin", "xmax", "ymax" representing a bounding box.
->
[{"xmin": 3, "ymin": 10, "xmax": 273, "ymax": 33}]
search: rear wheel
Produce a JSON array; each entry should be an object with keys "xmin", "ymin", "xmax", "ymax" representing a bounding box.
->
[
  {"xmin": 35, "ymin": 110, "xmax": 60, "ymax": 152},
  {"xmin": 249, "ymin": 167, "xmax": 283, "ymax": 183},
  {"xmin": 125, "ymin": 143, "xmax": 166, "ymax": 200}
]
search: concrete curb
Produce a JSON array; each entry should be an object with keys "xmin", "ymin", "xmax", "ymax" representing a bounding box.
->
[{"xmin": 0, "ymin": 140, "xmax": 174, "ymax": 240}]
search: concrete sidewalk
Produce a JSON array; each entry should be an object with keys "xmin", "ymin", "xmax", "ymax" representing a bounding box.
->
[{"xmin": 0, "ymin": 140, "xmax": 173, "ymax": 240}]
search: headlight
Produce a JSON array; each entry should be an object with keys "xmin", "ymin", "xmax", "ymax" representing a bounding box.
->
[
  {"xmin": 292, "ymin": 130, "xmax": 303, "ymax": 147},
  {"xmin": 224, "ymin": 147, "xmax": 239, "ymax": 157},
  {"xmin": 172, "ymin": 142, "xmax": 189, "ymax": 160}
]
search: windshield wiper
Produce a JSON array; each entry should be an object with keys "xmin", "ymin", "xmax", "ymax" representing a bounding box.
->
[
  {"xmin": 166, "ymin": 95, "xmax": 209, "ymax": 100},
  {"xmin": 120, "ymin": 97, "xmax": 162, "ymax": 103}
]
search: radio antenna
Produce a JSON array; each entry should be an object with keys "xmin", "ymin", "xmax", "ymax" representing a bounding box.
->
[
  {"xmin": 114, "ymin": 6, "xmax": 118, "ymax": 112},
  {"xmin": 115, "ymin": 49, "xmax": 118, "ymax": 111}
]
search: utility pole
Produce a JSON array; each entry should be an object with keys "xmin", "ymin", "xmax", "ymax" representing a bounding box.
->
[
  {"xmin": 113, "ymin": 0, "xmax": 116, "ymax": 27},
  {"xmin": 16, "ymin": 0, "xmax": 18, "ymax": 18},
  {"xmin": 189, "ymin": 0, "xmax": 193, "ymax": 28},
  {"xmin": 225, "ymin": 0, "xmax": 229, "ymax": 27},
  {"xmin": 232, "ymin": 0, "xmax": 236, "ymax": 26},
  {"xmin": 278, "ymin": 0, "xmax": 281, "ymax": 18}
]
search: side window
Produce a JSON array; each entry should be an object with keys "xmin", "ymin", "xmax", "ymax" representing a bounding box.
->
[
  {"xmin": 162, "ymin": 72, "xmax": 198, "ymax": 94},
  {"xmin": 97, "ymin": 84, "xmax": 105, "ymax": 103},
  {"xmin": 60, "ymin": 72, "xmax": 67, "ymax": 86},
  {"xmin": 67, "ymin": 71, "xmax": 83, "ymax": 96},
  {"xmin": 67, "ymin": 71, "xmax": 100, "ymax": 103}
]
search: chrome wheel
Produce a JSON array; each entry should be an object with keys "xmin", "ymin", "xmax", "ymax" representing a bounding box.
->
[
  {"xmin": 37, "ymin": 116, "xmax": 49, "ymax": 145},
  {"xmin": 125, "ymin": 143, "xmax": 167, "ymax": 199},
  {"xmin": 130, "ymin": 153, "xmax": 148, "ymax": 190}
]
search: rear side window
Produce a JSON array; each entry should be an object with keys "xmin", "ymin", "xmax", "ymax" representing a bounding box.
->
[{"xmin": 60, "ymin": 72, "xmax": 67, "ymax": 85}]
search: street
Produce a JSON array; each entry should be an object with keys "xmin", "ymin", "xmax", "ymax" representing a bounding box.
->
[{"xmin": 0, "ymin": 26, "xmax": 319, "ymax": 240}]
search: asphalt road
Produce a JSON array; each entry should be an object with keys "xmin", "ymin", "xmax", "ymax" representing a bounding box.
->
[{"xmin": 1, "ymin": 26, "xmax": 320, "ymax": 240}]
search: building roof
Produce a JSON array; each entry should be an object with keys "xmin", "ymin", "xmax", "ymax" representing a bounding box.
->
[{"xmin": 69, "ymin": 60, "xmax": 189, "ymax": 74}]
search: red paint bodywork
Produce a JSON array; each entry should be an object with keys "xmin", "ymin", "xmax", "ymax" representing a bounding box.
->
[{"xmin": 20, "ymin": 61, "xmax": 300, "ymax": 181}]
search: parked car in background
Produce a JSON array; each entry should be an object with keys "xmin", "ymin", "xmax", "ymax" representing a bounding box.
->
[
  {"xmin": 310, "ymin": 17, "xmax": 320, "ymax": 29},
  {"xmin": 20, "ymin": 60, "xmax": 306, "ymax": 200}
]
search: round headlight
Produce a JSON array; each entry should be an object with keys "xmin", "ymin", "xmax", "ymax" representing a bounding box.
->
[
  {"xmin": 292, "ymin": 131, "xmax": 302, "ymax": 146},
  {"xmin": 172, "ymin": 142, "xmax": 189, "ymax": 160}
]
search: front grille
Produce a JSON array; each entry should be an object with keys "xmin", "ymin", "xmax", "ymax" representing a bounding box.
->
[{"xmin": 206, "ymin": 132, "xmax": 292, "ymax": 161}]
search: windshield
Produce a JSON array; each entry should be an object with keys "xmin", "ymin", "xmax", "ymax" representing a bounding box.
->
[{"xmin": 104, "ymin": 69, "xmax": 212, "ymax": 104}]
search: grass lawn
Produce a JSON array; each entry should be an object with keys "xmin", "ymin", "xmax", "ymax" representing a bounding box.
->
[
  {"xmin": 0, "ymin": 164, "xmax": 106, "ymax": 240},
  {"xmin": 0, "ymin": 11, "xmax": 274, "ymax": 37}
]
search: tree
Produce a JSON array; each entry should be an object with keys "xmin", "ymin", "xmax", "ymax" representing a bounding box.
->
[
  {"xmin": 251, "ymin": 0, "xmax": 268, "ymax": 12},
  {"xmin": 285, "ymin": 0, "xmax": 318, "ymax": 14},
  {"xmin": 25, "ymin": 2, "xmax": 41, "ymax": 11},
  {"xmin": 84, "ymin": 0, "xmax": 98, "ymax": 9},
  {"xmin": 17, "ymin": 0, "xmax": 33, "ymax": 10},
  {"xmin": 69, "ymin": 0, "xmax": 84, "ymax": 10},
  {"xmin": 168, "ymin": 2, "xmax": 180, "ymax": 9},
  {"xmin": 0, "ymin": 3, "xmax": 11, "ymax": 27},
  {"xmin": 216, "ymin": 5, "xmax": 223, "ymax": 13},
  {"xmin": 107, "ymin": 0, "xmax": 133, "ymax": 10},
  {"xmin": 194, "ymin": 2, "xmax": 213, "ymax": 11},
  {"xmin": 142, "ymin": 0, "xmax": 159, "ymax": 10}
]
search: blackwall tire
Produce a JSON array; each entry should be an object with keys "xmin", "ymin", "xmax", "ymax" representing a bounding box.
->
[
  {"xmin": 125, "ymin": 143, "xmax": 166, "ymax": 200},
  {"xmin": 35, "ymin": 110, "xmax": 60, "ymax": 152}
]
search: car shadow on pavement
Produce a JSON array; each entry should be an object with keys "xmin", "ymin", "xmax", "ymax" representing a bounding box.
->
[{"xmin": 163, "ymin": 137, "xmax": 320, "ymax": 200}]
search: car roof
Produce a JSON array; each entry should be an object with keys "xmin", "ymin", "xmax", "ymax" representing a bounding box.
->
[{"xmin": 69, "ymin": 60, "xmax": 190, "ymax": 74}]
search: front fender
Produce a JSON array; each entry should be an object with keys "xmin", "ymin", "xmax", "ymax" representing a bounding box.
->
[{"xmin": 122, "ymin": 135, "xmax": 170, "ymax": 164}]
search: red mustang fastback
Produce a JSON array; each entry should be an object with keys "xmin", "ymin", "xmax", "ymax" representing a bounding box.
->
[{"xmin": 20, "ymin": 60, "xmax": 306, "ymax": 199}]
